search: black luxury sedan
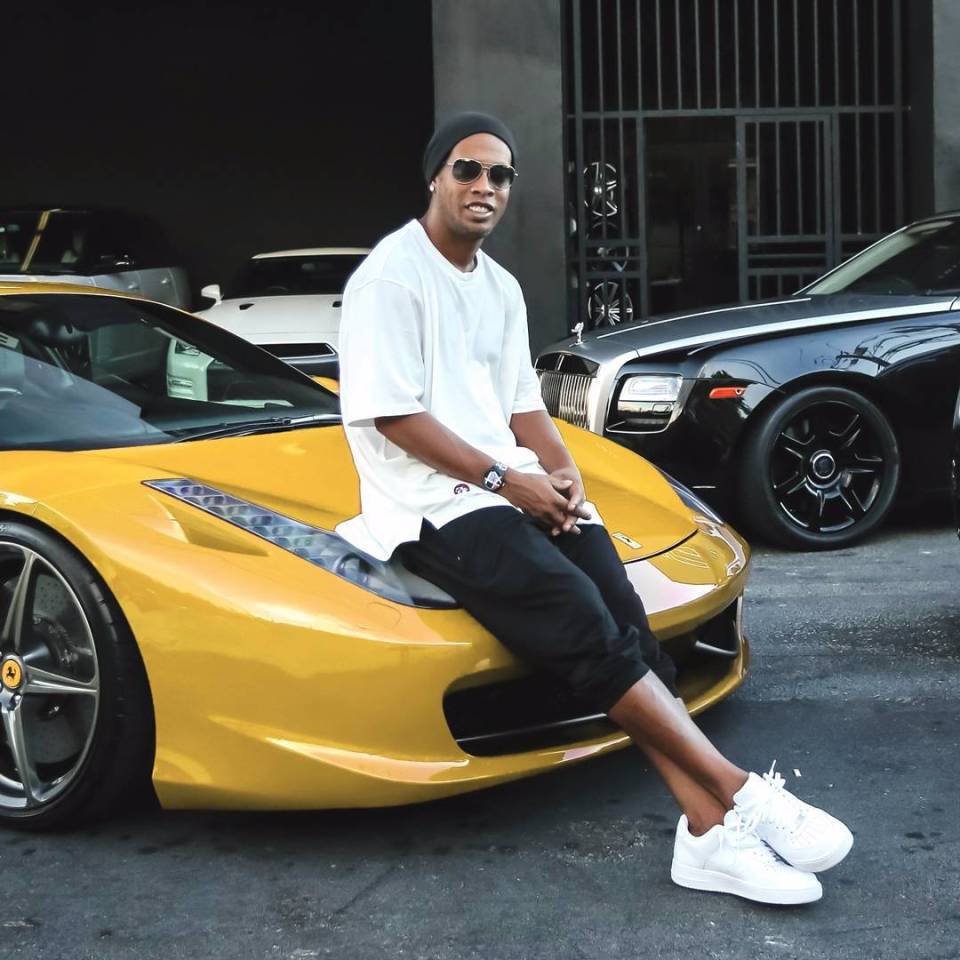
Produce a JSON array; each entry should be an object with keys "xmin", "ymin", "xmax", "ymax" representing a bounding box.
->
[{"xmin": 538, "ymin": 213, "xmax": 960, "ymax": 550}]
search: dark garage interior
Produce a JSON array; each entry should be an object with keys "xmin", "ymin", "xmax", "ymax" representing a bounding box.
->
[{"xmin": 2, "ymin": 0, "xmax": 434, "ymax": 306}]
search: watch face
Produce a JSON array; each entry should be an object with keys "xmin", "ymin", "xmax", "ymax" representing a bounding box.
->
[{"xmin": 483, "ymin": 467, "xmax": 504, "ymax": 491}]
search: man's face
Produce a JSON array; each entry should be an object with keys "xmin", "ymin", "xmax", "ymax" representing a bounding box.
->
[{"xmin": 430, "ymin": 133, "xmax": 513, "ymax": 240}]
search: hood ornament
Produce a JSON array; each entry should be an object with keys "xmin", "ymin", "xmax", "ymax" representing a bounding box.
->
[{"xmin": 572, "ymin": 321, "xmax": 584, "ymax": 346}]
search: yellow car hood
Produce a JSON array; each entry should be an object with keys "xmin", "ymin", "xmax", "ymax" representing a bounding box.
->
[{"xmin": 66, "ymin": 421, "xmax": 696, "ymax": 560}]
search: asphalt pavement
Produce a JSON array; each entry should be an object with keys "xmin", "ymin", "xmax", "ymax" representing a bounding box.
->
[{"xmin": 1, "ymin": 509, "xmax": 958, "ymax": 960}]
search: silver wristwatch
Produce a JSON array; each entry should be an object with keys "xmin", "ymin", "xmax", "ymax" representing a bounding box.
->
[{"xmin": 482, "ymin": 461, "xmax": 509, "ymax": 492}]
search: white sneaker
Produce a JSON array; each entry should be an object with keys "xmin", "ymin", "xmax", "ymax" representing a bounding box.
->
[
  {"xmin": 733, "ymin": 762, "xmax": 854, "ymax": 873},
  {"xmin": 671, "ymin": 810, "xmax": 822, "ymax": 905}
]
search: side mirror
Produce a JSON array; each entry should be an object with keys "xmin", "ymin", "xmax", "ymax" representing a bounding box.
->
[{"xmin": 201, "ymin": 283, "xmax": 222, "ymax": 304}]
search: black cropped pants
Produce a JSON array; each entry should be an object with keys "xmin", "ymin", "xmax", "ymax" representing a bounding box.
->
[{"xmin": 398, "ymin": 506, "xmax": 678, "ymax": 713}]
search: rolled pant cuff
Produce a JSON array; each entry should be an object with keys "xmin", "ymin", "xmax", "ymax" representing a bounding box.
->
[
  {"xmin": 589, "ymin": 663, "xmax": 653, "ymax": 714},
  {"xmin": 590, "ymin": 660, "xmax": 681, "ymax": 714}
]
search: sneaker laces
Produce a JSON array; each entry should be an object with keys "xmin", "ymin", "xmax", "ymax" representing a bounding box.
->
[
  {"xmin": 736, "ymin": 761, "xmax": 807, "ymax": 838},
  {"xmin": 719, "ymin": 810, "xmax": 782, "ymax": 869}
]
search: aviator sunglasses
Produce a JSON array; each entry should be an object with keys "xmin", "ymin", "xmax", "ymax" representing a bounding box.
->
[{"xmin": 446, "ymin": 157, "xmax": 518, "ymax": 191}]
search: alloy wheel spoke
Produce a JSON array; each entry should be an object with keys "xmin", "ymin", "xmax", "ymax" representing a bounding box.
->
[
  {"xmin": 838, "ymin": 488, "xmax": 866, "ymax": 520},
  {"xmin": 802, "ymin": 412, "xmax": 825, "ymax": 448},
  {"xmin": 778, "ymin": 433, "xmax": 812, "ymax": 460},
  {"xmin": 23, "ymin": 663, "xmax": 97, "ymax": 697},
  {"xmin": 834, "ymin": 412, "xmax": 862, "ymax": 449},
  {"xmin": 1, "ymin": 703, "xmax": 39, "ymax": 805},
  {"xmin": 809, "ymin": 489, "xmax": 827, "ymax": 531},
  {"xmin": 0, "ymin": 552, "xmax": 36, "ymax": 652},
  {"xmin": 774, "ymin": 471, "xmax": 806, "ymax": 495}
]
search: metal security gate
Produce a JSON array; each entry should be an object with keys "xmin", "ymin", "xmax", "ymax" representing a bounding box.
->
[
  {"xmin": 564, "ymin": 0, "xmax": 906, "ymax": 329},
  {"xmin": 738, "ymin": 115, "xmax": 835, "ymax": 299}
]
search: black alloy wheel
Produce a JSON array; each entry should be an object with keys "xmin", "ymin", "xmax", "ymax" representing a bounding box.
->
[
  {"xmin": 583, "ymin": 161, "xmax": 619, "ymax": 221},
  {"xmin": 739, "ymin": 386, "xmax": 900, "ymax": 550},
  {"xmin": 587, "ymin": 281, "xmax": 634, "ymax": 327},
  {"xmin": 0, "ymin": 519, "xmax": 154, "ymax": 830}
]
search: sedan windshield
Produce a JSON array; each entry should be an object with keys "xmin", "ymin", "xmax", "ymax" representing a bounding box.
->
[
  {"xmin": 226, "ymin": 254, "xmax": 366, "ymax": 298},
  {"xmin": 0, "ymin": 210, "xmax": 91, "ymax": 276},
  {"xmin": 804, "ymin": 218, "xmax": 960, "ymax": 296},
  {"xmin": 0, "ymin": 293, "xmax": 339, "ymax": 452},
  {"xmin": 0, "ymin": 213, "xmax": 34, "ymax": 272}
]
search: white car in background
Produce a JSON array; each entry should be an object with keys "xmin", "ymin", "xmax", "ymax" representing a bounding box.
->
[
  {"xmin": 197, "ymin": 247, "xmax": 369, "ymax": 376},
  {"xmin": 0, "ymin": 207, "xmax": 190, "ymax": 308}
]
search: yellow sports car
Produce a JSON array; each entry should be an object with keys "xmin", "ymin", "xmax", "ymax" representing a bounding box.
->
[{"xmin": 0, "ymin": 284, "xmax": 750, "ymax": 830}]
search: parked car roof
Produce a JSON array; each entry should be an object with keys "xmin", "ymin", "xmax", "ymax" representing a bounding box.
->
[{"xmin": 252, "ymin": 248, "xmax": 371, "ymax": 259}]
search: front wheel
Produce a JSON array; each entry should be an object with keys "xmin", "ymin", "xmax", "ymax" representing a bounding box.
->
[
  {"xmin": 738, "ymin": 386, "xmax": 900, "ymax": 550},
  {"xmin": 0, "ymin": 520, "xmax": 154, "ymax": 830}
]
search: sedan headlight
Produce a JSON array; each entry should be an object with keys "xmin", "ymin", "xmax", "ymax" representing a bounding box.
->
[
  {"xmin": 618, "ymin": 374, "xmax": 683, "ymax": 404},
  {"xmin": 613, "ymin": 374, "xmax": 683, "ymax": 432},
  {"xmin": 144, "ymin": 479, "xmax": 457, "ymax": 609}
]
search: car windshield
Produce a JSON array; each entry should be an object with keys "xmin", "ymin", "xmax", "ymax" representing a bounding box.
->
[
  {"xmin": 0, "ymin": 293, "xmax": 340, "ymax": 452},
  {"xmin": 804, "ymin": 218, "xmax": 960, "ymax": 296},
  {"xmin": 0, "ymin": 209, "xmax": 178, "ymax": 276},
  {"xmin": 0, "ymin": 210, "xmax": 93, "ymax": 276},
  {"xmin": 225, "ymin": 254, "xmax": 366, "ymax": 298},
  {"xmin": 0, "ymin": 213, "xmax": 35, "ymax": 272}
]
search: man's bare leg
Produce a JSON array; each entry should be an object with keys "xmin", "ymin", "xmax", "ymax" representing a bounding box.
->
[
  {"xmin": 607, "ymin": 672, "xmax": 748, "ymax": 815},
  {"xmin": 641, "ymin": 743, "xmax": 730, "ymax": 835}
]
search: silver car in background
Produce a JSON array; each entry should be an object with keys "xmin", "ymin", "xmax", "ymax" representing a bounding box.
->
[
  {"xmin": 0, "ymin": 207, "xmax": 189, "ymax": 308},
  {"xmin": 197, "ymin": 247, "xmax": 369, "ymax": 377}
]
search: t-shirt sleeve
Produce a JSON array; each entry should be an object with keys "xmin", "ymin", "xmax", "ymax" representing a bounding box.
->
[
  {"xmin": 509, "ymin": 292, "xmax": 548, "ymax": 416},
  {"xmin": 338, "ymin": 278, "xmax": 427, "ymax": 427}
]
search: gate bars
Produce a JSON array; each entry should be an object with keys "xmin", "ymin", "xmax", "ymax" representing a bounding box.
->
[{"xmin": 564, "ymin": 0, "xmax": 906, "ymax": 326}]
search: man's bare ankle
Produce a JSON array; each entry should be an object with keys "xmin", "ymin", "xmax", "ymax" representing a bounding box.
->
[{"xmin": 686, "ymin": 814, "xmax": 723, "ymax": 837}]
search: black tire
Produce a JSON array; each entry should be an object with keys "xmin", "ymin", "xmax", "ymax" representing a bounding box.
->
[
  {"xmin": 0, "ymin": 519, "xmax": 154, "ymax": 830},
  {"xmin": 738, "ymin": 386, "xmax": 900, "ymax": 550}
]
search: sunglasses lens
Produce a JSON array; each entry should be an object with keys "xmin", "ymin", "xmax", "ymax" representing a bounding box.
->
[
  {"xmin": 489, "ymin": 165, "xmax": 516, "ymax": 190},
  {"xmin": 451, "ymin": 159, "xmax": 483, "ymax": 183}
]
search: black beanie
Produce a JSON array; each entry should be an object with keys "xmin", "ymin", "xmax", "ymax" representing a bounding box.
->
[{"xmin": 422, "ymin": 111, "xmax": 518, "ymax": 185}]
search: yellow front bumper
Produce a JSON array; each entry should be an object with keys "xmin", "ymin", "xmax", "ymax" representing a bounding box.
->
[{"xmin": 143, "ymin": 522, "xmax": 750, "ymax": 811}]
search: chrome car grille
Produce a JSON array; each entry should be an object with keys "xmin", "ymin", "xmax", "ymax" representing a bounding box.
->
[
  {"xmin": 538, "ymin": 370, "xmax": 592, "ymax": 428},
  {"xmin": 536, "ymin": 353, "xmax": 599, "ymax": 429}
]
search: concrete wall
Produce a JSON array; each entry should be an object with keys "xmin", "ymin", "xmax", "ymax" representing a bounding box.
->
[
  {"xmin": 432, "ymin": 0, "xmax": 568, "ymax": 351},
  {"xmin": 2, "ymin": 0, "xmax": 434, "ymax": 306},
  {"xmin": 905, "ymin": 0, "xmax": 934, "ymax": 218},
  {"xmin": 932, "ymin": 0, "xmax": 960, "ymax": 212}
]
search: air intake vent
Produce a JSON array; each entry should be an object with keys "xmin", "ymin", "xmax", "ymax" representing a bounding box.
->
[
  {"xmin": 262, "ymin": 342, "xmax": 335, "ymax": 359},
  {"xmin": 445, "ymin": 600, "xmax": 742, "ymax": 756}
]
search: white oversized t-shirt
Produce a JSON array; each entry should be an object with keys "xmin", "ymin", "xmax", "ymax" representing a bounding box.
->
[{"xmin": 336, "ymin": 219, "xmax": 596, "ymax": 560}]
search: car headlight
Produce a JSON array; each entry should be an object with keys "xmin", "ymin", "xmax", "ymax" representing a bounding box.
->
[
  {"xmin": 618, "ymin": 374, "xmax": 682, "ymax": 406},
  {"xmin": 657, "ymin": 469, "xmax": 725, "ymax": 524},
  {"xmin": 615, "ymin": 375, "xmax": 683, "ymax": 434},
  {"xmin": 617, "ymin": 374, "xmax": 683, "ymax": 427},
  {"xmin": 144, "ymin": 479, "xmax": 457, "ymax": 609}
]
